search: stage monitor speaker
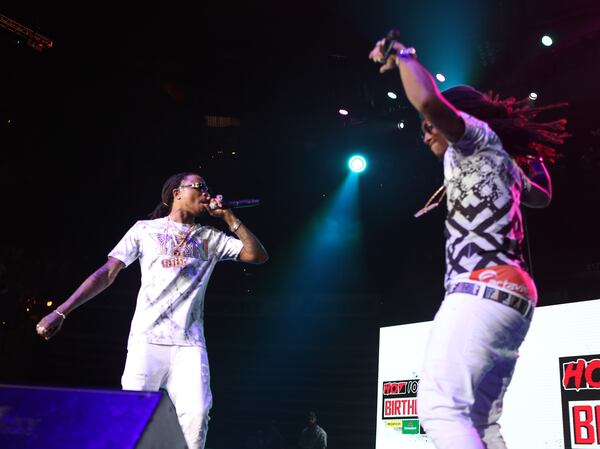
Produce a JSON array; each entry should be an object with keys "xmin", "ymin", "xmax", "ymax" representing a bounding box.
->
[{"xmin": 0, "ymin": 384, "xmax": 188, "ymax": 449}]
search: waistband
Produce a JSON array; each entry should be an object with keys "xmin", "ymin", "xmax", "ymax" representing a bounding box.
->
[{"xmin": 446, "ymin": 281, "xmax": 534, "ymax": 319}]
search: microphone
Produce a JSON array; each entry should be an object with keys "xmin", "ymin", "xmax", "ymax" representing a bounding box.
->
[
  {"xmin": 381, "ymin": 29, "xmax": 401, "ymax": 64},
  {"xmin": 209, "ymin": 199, "xmax": 260, "ymax": 210}
]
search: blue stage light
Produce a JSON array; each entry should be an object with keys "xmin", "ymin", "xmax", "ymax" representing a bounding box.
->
[{"xmin": 348, "ymin": 155, "xmax": 367, "ymax": 173}]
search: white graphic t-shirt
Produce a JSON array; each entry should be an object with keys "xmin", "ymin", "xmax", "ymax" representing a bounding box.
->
[
  {"xmin": 443, "ymin": 112, "xmax": 534, "ymax": 290},
  {"xmin": 108, "ymin": 217, "xmax": 243, "ymax": 347}
]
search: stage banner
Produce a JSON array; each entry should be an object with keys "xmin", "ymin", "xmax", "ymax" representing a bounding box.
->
[{"xmin": 376, "ymin": 299, "xmax": 600, "ymax": 449}]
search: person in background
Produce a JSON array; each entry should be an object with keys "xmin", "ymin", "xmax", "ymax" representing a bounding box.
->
[{"xmin": 299, "ymin": 411, "xmax": 327, "ymax": 449}]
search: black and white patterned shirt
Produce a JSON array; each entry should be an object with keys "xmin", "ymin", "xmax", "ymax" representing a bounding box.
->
[{"xmin": 443, "ymin": 112, "xmax": 533, "ymax": 287}]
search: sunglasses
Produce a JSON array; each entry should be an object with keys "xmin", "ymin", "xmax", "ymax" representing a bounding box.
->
[{"xmin": 180, "ymin": 182, "xmax": 210, "ymax": 193}]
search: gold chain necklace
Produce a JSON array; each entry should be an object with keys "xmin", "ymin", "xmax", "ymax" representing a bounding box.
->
[
  {"xmin": 166, "ymin": 217, "xmax": 197, "ymax": 257},
  {"xmin": 414, "ymin": 184, "xmax": 446, "ymax": 218}
]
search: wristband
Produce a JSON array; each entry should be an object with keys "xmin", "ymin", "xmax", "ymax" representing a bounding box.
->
[
  {"xmin": 54, "ymin": 310, "xmax": 66, "ymax": 320},
  {"xmin": 397, "ymin": 47, "xmax": 417, "ymax": 59},
  {"xmin": 229, "ymin": 220, "xmax": 242, "ymax": 233}
]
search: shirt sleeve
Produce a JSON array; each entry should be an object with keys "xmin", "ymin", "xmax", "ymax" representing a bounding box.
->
[
  {"xmin": 108, "ymin": 221, "xmax": 142, "ymax": 267},
  {"xmin": 319, "ymin": 430, "xmax": 327, "ymax": 449},
  {"xmin": 450, "ymin": 111, "xmax": 502, "ymax": 156},
  {"xmin": 209, "ymin": 228, "xmax": 244, "ymax": 261}
]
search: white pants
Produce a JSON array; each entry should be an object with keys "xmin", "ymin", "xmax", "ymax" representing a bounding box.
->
[
  {"xmin": 417, "ymin": 293, "xmax": 532, "ymax": 449},
  {"xmin": 121, "ymin": 343, "xmax": 213, "ymax": 449}
]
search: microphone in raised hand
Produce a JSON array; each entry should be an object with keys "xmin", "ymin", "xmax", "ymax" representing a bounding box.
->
[{"xmin": 381, "ymin": 29, "xmax": 401, "ymax": 64}]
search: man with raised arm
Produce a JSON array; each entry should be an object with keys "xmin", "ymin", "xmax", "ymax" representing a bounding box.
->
[{"xmin": 369, "ymin": 35, "xmax": 568, "ymax": 449}]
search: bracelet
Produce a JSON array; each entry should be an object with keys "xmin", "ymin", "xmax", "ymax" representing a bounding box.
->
[
  {"xmin": 397, "ymin": 47, "xmax": 417, "ymax": 59},
  {"xmin": 53, "ymin": 309, "xmax": 66, "ymax": 320},
  {"xmin": 229, "ymin": 220, "xmax": 242, "ymax": 233}
]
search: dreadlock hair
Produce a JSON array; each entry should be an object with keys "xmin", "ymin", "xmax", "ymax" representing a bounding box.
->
[
  {"xmin": 441, "ymin": 85, "xmax": 569, "ymax": 164},
  {"xmin": 149, "ymin": 172, "xmax": 196, "ymax": 219}
]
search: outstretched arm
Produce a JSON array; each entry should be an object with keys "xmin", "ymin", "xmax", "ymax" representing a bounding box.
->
[
  {"xmin": 369, "ymin": 39, "xmax": 465, "ymax": 143},
  {"xmin": 35, "ymin": 256, "xmax": 124, "ymax": 339}
]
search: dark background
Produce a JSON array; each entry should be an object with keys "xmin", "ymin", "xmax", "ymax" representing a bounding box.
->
[{"xmin": 1, "ymin": 1, "xmax": 599, "ymax": 448}]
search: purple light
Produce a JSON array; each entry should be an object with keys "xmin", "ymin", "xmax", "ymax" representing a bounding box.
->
[{"xmin": 338, "ymin": 109, "xmax": 349, "ymax": 116}]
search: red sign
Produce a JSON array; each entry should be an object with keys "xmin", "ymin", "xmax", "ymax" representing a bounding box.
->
[
  {"xmin": 563, "ymin": 359, "xmax": 600, "ymax": 391},
  {"xmin": 384, "ymin": 398, "xmax": 418, "ymax": 418},
  {"xmin": 569, "ymin": 401, "xmax": 600, "ymax": 447}
]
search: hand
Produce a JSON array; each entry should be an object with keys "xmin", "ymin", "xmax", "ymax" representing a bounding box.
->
[
  {"xmin": 368, "ymin": 38, "xmax": 407, "ymax": 73},
  {"xmin": 36, "ymin": 310, "xmax": 65, "ymax": 340},
  {"xmin": 207, "ymin": 194, "xmax": 232, "ymax": 219}
]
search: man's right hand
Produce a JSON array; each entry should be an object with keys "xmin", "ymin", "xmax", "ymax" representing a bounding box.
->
[
  {"xmin": 368, "ymin": 38, "xmax": 406, "ymax": 74},
  {"xmin": 36, "ymin": 310, "xmax": 66, "ymax": 340},
  {"xmin": 33, "ymin": 258, "xmax": 125, "ymax": 341}
]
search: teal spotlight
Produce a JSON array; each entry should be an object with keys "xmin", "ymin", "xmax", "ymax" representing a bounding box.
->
[{"xmin": 348, "ymin": 155, "xmax": 367, "ymax": 173}]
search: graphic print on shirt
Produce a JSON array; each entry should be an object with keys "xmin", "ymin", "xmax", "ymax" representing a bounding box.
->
[
  {"xmin": 141, "ymin": 231, "xmax": 213, "ymax": 337},
  {"xmin": 443, "ymin": 114, "xmax": 528, "ymax": 286},
  {"xmin": 153, "ymin": 232, "xmax": 210, "ymax": 260}
]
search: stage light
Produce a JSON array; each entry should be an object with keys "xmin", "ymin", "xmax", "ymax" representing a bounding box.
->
[
  {"xmin": 436, "ymin": 73, "xmax": 446, "ymax": 82},
  {"xmin": 338, "ymin": 108, "xmax": 349, "ymax": 116},
  {"xmin": 541, "ymin": 35, "xmax": 553, "ymax": 47},
  {"xmin": 397, "ymin": 120, "xmax": 405, "ymax": 129},
  {"xmin": 387, "ymin": 91, "xmax": 398, "ymax": 99},
  {"xmin": 46, "ymin": 300, "xmax": 53, "ymax": 307},
  {"xmin": 348, "ymin": 155, "xmax": 367, "ymax": 173},
  {"xmin": 529, "ymin": 92, "xmax": 538, "ymax": 101}
]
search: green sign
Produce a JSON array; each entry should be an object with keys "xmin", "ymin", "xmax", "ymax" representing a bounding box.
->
[{"xmin": 401, "ymin": 419, "xmax": 420, "ymax": 434}]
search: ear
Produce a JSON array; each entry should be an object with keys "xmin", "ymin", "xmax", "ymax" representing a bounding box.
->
[{"xmin": 172, "ymin": 187, "xmax": 181, "ymax": 201}]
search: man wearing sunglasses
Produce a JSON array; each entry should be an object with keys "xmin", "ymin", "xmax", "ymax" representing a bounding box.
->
[
  {"xmin": 35, "ymin": 171, "xmax": 268, "ymax": 449},
  {"xmin": 369, "ymin": 35, "xmax": 567, "ymax": 449}
]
